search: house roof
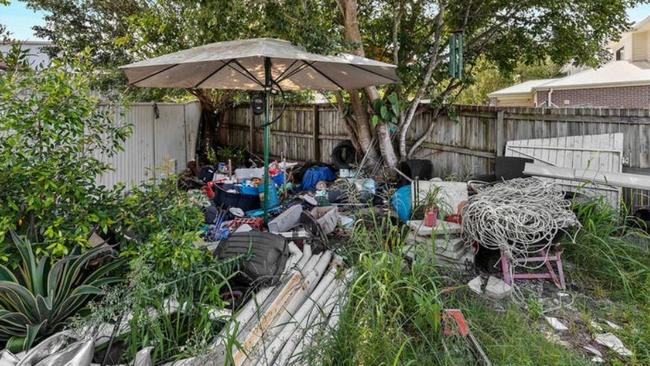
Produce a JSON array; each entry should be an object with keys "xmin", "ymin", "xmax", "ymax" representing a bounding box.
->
[
  {"xmin": 488, "ymin": 78, "xmax": 558, "ymax": 97},
  {"xmin": 534, "ymin": 61, "xmax": 650, "ymax": 90}
]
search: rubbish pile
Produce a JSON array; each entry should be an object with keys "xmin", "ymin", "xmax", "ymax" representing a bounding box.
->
[{"xmin": 403, "ymin": 180, "xmax": 475, "ymax": 270}]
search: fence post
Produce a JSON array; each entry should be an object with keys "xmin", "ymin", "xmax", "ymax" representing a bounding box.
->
[
  {"xmin": 248, "ymin": 106, "xmax": 255, "ymax": 153},
  {"xmin": 313, "ymin": 105, "xmax": 320, "ymax": 161},
  {"xmin": 496, "ymin": 109, "xmax": 505, "ymax": 157}
]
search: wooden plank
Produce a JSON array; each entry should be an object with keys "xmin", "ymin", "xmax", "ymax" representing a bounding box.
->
[
  {"xmin": 419, "ymin": 142, "xmax": 496, "ymax": 159},
  {"xmin": 313, "ymin": 105, "xmax": 320, "ymax": 162}
]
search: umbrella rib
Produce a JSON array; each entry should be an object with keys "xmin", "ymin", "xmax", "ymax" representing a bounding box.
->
[
  {"xmin": 306, "ymin": 62, "xmax": 346, "ymax": 90},
  {"xmin": 346, "ymin": 64, "xmax": 399, "ymax": 83},
  {"xmin": 276, "ymin": 61, "xmax": 311, "ymax": 84},
  {"xmin": 227, "ymin": 60, "xmax": 265, "ymax": 88},
  {"xmin": 130, "ymin": 64, "xmax": 179, "ymax": 85},
  {"xmin": 194, "ymin": 60, "xmax": 233, "ymax": 88},
  {"xmin": 275, "ymin": 60, "xmax": 298, "ymax": 81}
]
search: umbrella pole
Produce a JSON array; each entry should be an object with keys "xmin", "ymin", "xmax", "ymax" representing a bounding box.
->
[{"xmin": 263, "ymin": 57, "xmax": 272, "ymax": 223}]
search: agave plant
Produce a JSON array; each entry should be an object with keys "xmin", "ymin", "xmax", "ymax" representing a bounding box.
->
[{"xmin": 0, "ymin": 231, "xmax": 124, "ymax": 352}]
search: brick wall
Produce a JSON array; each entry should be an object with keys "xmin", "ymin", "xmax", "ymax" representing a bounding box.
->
[{"xmin": 535, "ymin": 85, "xmax": 650, "ymax": 108}]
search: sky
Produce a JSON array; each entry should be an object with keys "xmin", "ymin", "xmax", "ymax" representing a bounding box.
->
[{"xmin": 2, "ymin": 1, "xmax": 650, "ymax": 41}]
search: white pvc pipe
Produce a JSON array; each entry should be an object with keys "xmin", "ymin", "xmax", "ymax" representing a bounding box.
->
[
  {"xmin": 274, "ymin": 272, "xmax": 340, "ymax": 366},
  {"xmin": 239, "ymin": 251, "xmax": 333, "ymax": 365},
  {"xmin": 289, "ymin": 270, "xmax": 352, "ymax": 364},
  {"xmin": 296, "ymin": 244, "xmax": 312, "ymax": 269},
  {"xmin": 255, "ymin": 265, "xmax": 338, "ymax": 365}
]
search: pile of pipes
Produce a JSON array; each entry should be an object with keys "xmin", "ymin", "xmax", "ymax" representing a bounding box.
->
[{"xmin": 167, "ymin": 244, "xmax": 349, "ymax": 366}]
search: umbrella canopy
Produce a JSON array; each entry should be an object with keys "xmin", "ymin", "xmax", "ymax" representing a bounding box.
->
[
  {"xmin": 120, "ymin": 38, "xmax": 398, "ymax": 222},
  {"xmin": 119, "ymin": 38, "xmax": 398, "ymax": 90}
]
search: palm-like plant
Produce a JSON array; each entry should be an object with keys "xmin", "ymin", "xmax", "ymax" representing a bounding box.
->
[{"xmin": 0, "ymin": 232, "xmax": 124, "ymax": 352}]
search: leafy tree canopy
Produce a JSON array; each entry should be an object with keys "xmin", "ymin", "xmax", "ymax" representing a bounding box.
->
[{"xmin": 22, "ymin": 0, "xmax": 646, "ymax": 161}]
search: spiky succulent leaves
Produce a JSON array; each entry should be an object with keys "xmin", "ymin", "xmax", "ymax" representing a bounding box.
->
[{"xmin": 0, "ymin": 231, "xmax": 124, "ymax": 351}]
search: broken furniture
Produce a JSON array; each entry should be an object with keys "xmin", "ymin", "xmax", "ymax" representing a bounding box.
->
[{"xmin": 499, "ymin": 247, "xmax": 566, "ymax": 290}]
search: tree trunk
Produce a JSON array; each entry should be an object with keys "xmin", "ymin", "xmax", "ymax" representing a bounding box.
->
[{"xmin": 337, "ymin": 0, "xmax": 397, "ymax": 169}]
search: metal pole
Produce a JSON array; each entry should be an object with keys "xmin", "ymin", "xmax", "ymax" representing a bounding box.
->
[{"xmin": 263, "ymin": 57, "xmax": 272, "ymax": 222}]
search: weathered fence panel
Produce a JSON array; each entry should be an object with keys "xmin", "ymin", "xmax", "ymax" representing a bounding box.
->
[{"xmin": 220, "ymin": 104, "xmax": 650, "ymax": 209}]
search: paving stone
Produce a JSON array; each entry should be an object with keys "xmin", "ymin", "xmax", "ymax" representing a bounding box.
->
[
  {"xmin": 545, "ymin": 316, "xmax": 569, "ymax": 331},
  {"xmin": 468, "ymin": 276, "xmax": 483, "ymax": 294},
  {"xmin": 485, "ymin": 276, "xmax": 512, "ymax": 300}
]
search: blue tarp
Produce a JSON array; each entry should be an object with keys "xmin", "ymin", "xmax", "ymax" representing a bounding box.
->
[
  {"xmin": 301, "ymin": 166, "xmax": 336, "ymax": 191},
  {"xmin": 391, "ymin": 185, "xmax": 412, "ymax": 222}
]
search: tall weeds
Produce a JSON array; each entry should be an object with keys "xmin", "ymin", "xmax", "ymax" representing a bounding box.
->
[
  {"xmin": 312, "ymin": 215, "xmax": 470, "ymax": 365},
  {"xmin": 567, "ymin": 198, "xmax": 650, "ymax": 302}
]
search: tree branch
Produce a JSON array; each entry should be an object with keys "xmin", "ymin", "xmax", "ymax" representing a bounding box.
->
[{"xmin": 397, "ymin": 1, "xmax": 446, "ymax": 160}]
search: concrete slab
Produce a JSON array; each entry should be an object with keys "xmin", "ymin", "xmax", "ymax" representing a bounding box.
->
[
  {"xmin": 468, "ymin": 276, "xmax": 483, "ymax": 294},
  {"xmin": 407, "ymin": 220, "xmax": 462, "ymax": 236},
  {"xmin": 485, "ymin": 276, "xmax": 512, "ymax": 300}
]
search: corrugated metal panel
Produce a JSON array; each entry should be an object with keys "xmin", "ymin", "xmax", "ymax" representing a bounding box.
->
[
  {"xmin": 154, "ymin": 104, "xmax": 186, "ymax": 176},
  {"xmin": 94, "ymin": 102, "xmax": 201, "ymax": 188},
  {"xmin": 184, "ymin": 101, "xmax": 201, "ymax": 163}
]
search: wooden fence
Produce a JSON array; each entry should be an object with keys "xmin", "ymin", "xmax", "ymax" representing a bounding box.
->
[{"xmin": 219, "ymin": 104, "xmax": 650, "ymax": 209}]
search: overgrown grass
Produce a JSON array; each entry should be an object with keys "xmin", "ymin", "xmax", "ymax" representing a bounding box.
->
[
  {"xmin": 308, "ymin": 214, "xmax": 589, "ymax": 365},
  {"xmin": 312, "ymin": 215, "xmax": 470, "ymax": 365},
  {"xmin": 563, "ymin": 198, "xmax": 650, "ymax": 365},
  {"xmin": 566, "ymin": 198, "xmax": 650, "ymax": 302}
]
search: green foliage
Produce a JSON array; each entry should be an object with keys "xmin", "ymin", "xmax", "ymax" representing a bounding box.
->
[
  {"xmin": 119, "ymin": 250, "xmax": 237, "ymax": 363},
  {"xmin": 311, "ymin": 215, "xmax": 467, "ymax": 365},
  {"xmin": 371, "ymin": 92, "xmax": 400, "ymax": 127},
  {"xmin": 566, "ymin": 198, "xmax": 650, "ymax": 302},
  {"xmin": 0, "ymin": 54, "xmax": 131, "ymax": 260},
  {"xmin": 79, "ymin": 237, "xmax": 240, "ymax": 364},
  {"xmin": 116, "ymin": 176, "xmax": 205, "ymax": 274},
  {"xmin": 445, "ymin": 293, "xmax": 591, "ymax": 366},
  {"xmin": 0, "ymin": 43, "xmax": 30, "ymax": 72},
  {"xmin": 0, "ymin": 232, "xmax": 125, "ymax": 353}
]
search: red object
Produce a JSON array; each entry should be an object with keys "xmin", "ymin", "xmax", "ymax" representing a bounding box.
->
[
  {"xmin": 424, "ymin": 208, "xmax": 438, "ymax": 227},
  {"xmin": 227, "ymin": 217, "xmax": 264, "ymax": 231},
  {"xmin": 203, "ymin": 181, "xmax": 215, "ymax": 199},
  {"xmin": 442, "ymin": 309, "xmax": 470, "ymax": 336},
  {"xmin": 445, "ymin": 214, "xmax": 462, "ymax": 224}
]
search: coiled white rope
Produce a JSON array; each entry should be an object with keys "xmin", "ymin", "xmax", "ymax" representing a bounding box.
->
[{"xmin": 462, "ymin": 178, "xmax": 580, "ymax": 270}]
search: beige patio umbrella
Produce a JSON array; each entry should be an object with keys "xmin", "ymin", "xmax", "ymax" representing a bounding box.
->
[{"xmin": 120, "ymin": 38, "xmax": 398, "ymax": 220}]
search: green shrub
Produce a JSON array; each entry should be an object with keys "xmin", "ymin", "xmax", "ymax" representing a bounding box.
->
[
  {"xmin": 80, "ymin": 238, "xmax": 241, "ymax": 364},
  {"xmin": 0, "ymin": 54, "xmax": 131, "ymax": 260},
  {"xmin": 116, "ymin": 176, "xmax": 206, "ymax": 274},
  {"xmin": 0, "ymin": 232, "xmax": 125, "ymax": 352}
]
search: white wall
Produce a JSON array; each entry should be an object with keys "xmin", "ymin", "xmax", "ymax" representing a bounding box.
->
[
  {"xmin": 94, "ymin": 101, "xmax": 201, "ymax": 188},
  {"xmin": 0, "ymin": 41, "xmax": 53, "ymax": 68},
  {"xmin": 632, "ymin": 31, "xmax": 648, "ymax": 61}
]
